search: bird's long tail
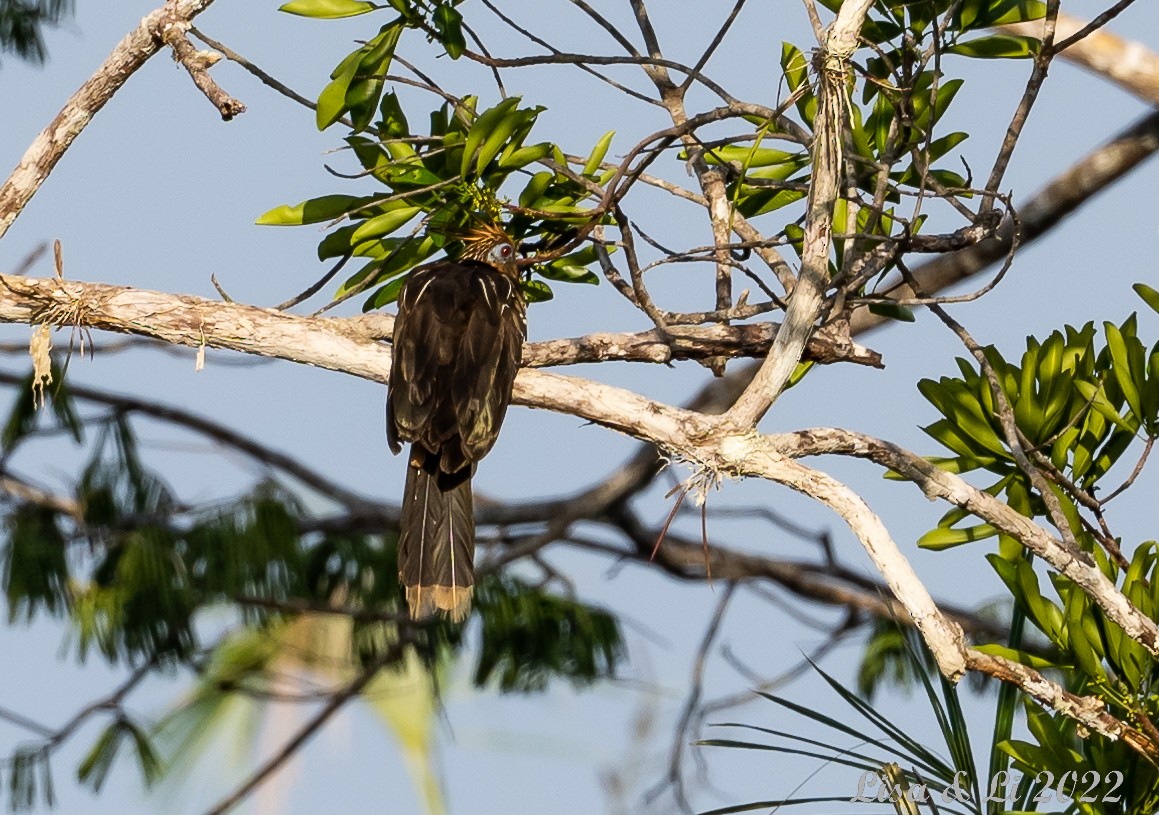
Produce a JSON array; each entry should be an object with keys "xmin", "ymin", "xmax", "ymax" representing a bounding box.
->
[{"xmin": 398, "ymin": 456, "xmax": 475, "ymax": 621}]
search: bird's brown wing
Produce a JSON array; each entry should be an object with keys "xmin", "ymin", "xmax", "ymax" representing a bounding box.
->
[{"xmin": 387, "ymin": 260, "xmax": 526, "ymax": 477}]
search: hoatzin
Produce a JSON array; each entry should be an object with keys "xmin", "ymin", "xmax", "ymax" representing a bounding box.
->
[{"xmin": 387, "ymin": 223, "xmax": 526, "ymax": 621}]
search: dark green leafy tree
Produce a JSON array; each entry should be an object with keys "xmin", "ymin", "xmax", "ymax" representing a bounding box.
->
[
  {"xmin": 0, "ymin": 0, "xmax": 1158, "ymax": 812},
  {"xmin": 0, "ymin": 0, "xmax": 74, "ymax": 66}
]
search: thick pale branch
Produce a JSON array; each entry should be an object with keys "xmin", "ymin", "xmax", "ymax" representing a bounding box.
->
[
  {"xmin": 520, "ymin": 323, "xmax": 881, "ymax": 368},
  {"xmin": 723, "ymin": 0, "xmax": 876, "ymax": 428},
  {"xmin": 773, "ymin": 426, "xmax": 1159, "ymax": 657},
  {"xmin": 0, "ymin": 274, "xmax": 880, "ymax": 379},
  {"xmin": 0, "ymin": 274, "xmax": 391, "ymax": 381},
  {"xmin": 751, "ymin": 455, "xmax": 967, "ymax": 679},
  {"xmin": 0, "ymin": 0, "xmax": 219, "ymax": 240},
  {"xmin": 967, "ymin": 648, "xmax": 1159, "ymax": 759},
  {"xmin": 1003, "ymin": 11, "xmax": 1159, "ymax": 104}
]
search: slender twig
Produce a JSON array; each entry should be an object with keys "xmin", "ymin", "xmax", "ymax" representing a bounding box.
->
[
  {"xmin": 643, "ymin": 582, "xmax": 737, "ymax": 812},
  {"xmin": 0, "ymin": 371, "xmax": 374, "ymax": 509},
  {"xmin": 477, "ymin": 0, "xmax": 660, "ymax": 106},
  {"xmin": 1049, "ymin": 0, "xmax": 1139, "ymax": 55},
  {"xmin": 979, "ymin": 0, "xmax": 1060, "ymax": 214},
  {"xmin": 189, "ymin": 27, "xmax": 323, "ymax": 113}
]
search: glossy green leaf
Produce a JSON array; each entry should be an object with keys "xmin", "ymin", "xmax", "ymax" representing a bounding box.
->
[
  {"xmin": 279, "ymin": 0, "xmax": 374, "ymax": 18},
  {"xmin": 1072, "ymin": 380, "xmax": 1135, "ymax": 433},
  {"xmin": 1063, "ymin": 582, "xmax": 1105, "ymax": 679},
  {"xmin": 519, "ymin": 171, "xmax": 554, "ymax": 208},
  {"xmin": 498, "ymin": 142, "xmax": 553, "ymax": 171},
  {"xmin": 583, "ymin": 130, "xmax": 615, "ymax": 176},
  {"xmin": 699, "ymin": 145, "xmax": 802, "ymax": 168},
  {"xmin": 350, "ymin": 206, "xmax": 421, "ymax": 242},
  {"xmin": 1134, "ymin": 282, "xmax": 1159, "ymax": 314},
  {"xmin": 345, "ymin": 25, "xmax": 403, "ymax": 131},
  {"xmin": 315, "ymin": 48, "xmax": 362, "ymax": 130},
  {"xmin": 256, "ymin": 195, "xmax": 365, "ymax": 225},
  {"xmin": 539, "ymin": 246, "xmax": 603, "ymax": 285},
  {"xmin": 432, "ymin": 3, "xmax": 466, "ymax": 59},
  {"xmin": 365, "ymin": 274, "xmax": 408, "ymax": 309},
  {"xmin": 1104, "ymin": 321, "xmax": 1145, "ymax": 424},
  {"xmin": 971, "ymin": 643, "xmax": 1056, "ymax": 671},
  {"xmin": 924, "ymin": 131, "xmax": 969, "ymax": 163},
  {"xmin": 377, "ymin": 91, "xmax": 409, "ymax": 137},
  {"xmin": 460, "ymin": 97, "xmax": 523, "ymax": 179},
  {"xmin": 735, "ymin": 187, "xmax": 806, "ymax": 218},
  {"xmin": 946, "ymin": 34, "xmax": 1039, "ymax": 58},
  {"xmin": 917, "ymin": 523, "xmax": 997, "ymax": 550},
  {"xmin": 1087, "ymin": 427, "xmax": 1134, "ymax": 483},
  {"xmin": 966, "ymin": 0, "xmax": 1047, "ymax": 28},
  {"xmin": 780, "ymin": 42, "xmax": 815, "ymax": 127},
  {"xmin": 521, "ymin": 279, "xmax": 554, "ymax": 302}
]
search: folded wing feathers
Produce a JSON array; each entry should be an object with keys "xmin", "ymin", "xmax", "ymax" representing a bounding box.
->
[{"xmin": 388, "ymin": 259, "xmax": 526, "ymax": 621}]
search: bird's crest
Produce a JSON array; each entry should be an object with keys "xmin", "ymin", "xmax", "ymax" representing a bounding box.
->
[{"xmin": 461, "ymin": 220, "xmax": 513, "ymax": 251}]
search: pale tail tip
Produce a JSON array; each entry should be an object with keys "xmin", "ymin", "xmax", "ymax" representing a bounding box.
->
[{"xmin": 406, "ymin": 584, "xmax": 473, "ymax": 623}]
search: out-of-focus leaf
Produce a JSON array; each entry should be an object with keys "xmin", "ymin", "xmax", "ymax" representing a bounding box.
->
[{"xmin": 867, "ymin": 302, "xmax": 915, "ymax": 322}]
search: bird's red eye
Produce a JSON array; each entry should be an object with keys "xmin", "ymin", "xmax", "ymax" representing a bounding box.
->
[{"xmin": 501, "ymin": 245, "xmax": 512, "ymax": 257}]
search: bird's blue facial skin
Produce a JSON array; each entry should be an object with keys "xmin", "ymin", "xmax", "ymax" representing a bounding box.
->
[{"xmin": 488, "ymin": 243, "xmax": 515, "ymax": 264}]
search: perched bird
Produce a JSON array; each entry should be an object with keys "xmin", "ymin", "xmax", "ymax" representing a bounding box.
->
[{"xmin": 387, "ymin": 223, "xmax": 527, "ymax": 621}]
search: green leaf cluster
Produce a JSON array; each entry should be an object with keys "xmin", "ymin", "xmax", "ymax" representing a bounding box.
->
[
  {"xmin": 917, "ymin": 317, "xmax": 1159, "ymax": 550},
  {"xmin": 913, "ymin": 309, "xmax": 1159, "ymax": 806},
  {"xmin": 0, "ymin": 375, "xmax": 627, "ymax": 796},
  {"xmin": 260, "ymin": 89, "xmax": 610, "ymax": 309},
  {"xmin": 262, "ymin": 2, "xmax": 612, "ymax": 310},
  {"xmin": 999, "ymin": 700, "xmax": 1159, "ymax": 815},
  {"xmin": 709, "ymin": 0, "xmax": 1043, "ymax": 286},
  {"xmin": 0, "ymin": 0, "xmax": 75, "ymax": 67},
  {"xmin": 473, "ymin": 574, "xmax": 622, "ymax": 692}
]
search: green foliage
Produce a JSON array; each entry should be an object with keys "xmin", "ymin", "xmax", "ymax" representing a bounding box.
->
[
  {"xmin": 3, "ymin": 504, "xmax": 69, "ymax": 621},
  {"xmin": 917, "ymin": 318, "xmax": 1159, "ymax": 550},
  {"xmin": 473, "ymin": 575, "xmax": 622, "ymax": 692},
  {"xmin": 701, "ymin": 636, "xmax": 993, "ymax": 815},
  {"xmin": 0, "ymin": 0, "xmax": 75, "ymax": 66},
  {"xmin": 1000, "ymin": 700, "xmax": 1159, "ymax": 815},
  {"xmin": 0, "ymin": 378, "xmax": 628, "ymax": 797},
  {"xmin": 279, "ymin": 0, "xmax": 375, "ymax": 19},
  {"xmin": 9, "ymin": 746, "xmax": 53, "ymax": 810},
  {"xmin": 261, "ymin": 3, "xmax": 653, "ymax": 310},
  {"xmin": 913, "ymin": 311, "xmax": 1159, "ymax": 811},
  {"xmin": 857, "ymin": 617, "xmax": 938, "ymax": 699},
  {"xmin": 76, "ymin": 715, "xmax": 162, "ymax": 793},
  {"xmin": 264, "ymin": 0, "xmax": 1049, "ymax": 314},
  {"xmin": 259, "ymin": 84, "xmax": 609, "ymax": 309},
  {"xmin": 1, "ymin": 365, "xmax": 81, "ymax": 451}
]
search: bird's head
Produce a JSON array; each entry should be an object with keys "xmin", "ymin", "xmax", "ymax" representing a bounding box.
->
[{"xmin": 459, "ymin": 222, "xmax": 519, "ymax": 277}]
